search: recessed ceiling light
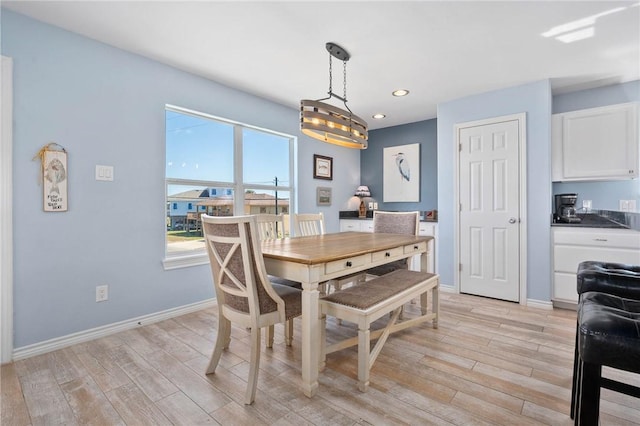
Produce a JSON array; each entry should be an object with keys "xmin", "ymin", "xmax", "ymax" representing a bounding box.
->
[
  {"xmin": 372, "ymin": 113, "xmax": 386, "ymax": 119},
  {"xmin": 392, "ymin": 89, "xmax": 409, "ymax": 97}
]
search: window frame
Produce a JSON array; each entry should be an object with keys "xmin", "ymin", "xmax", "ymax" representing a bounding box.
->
[{"xmin": 162, "ymin": 104, "xmax": 296, "ymax": 270}]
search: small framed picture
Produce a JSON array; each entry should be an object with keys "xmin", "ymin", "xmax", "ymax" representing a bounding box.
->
[
  {"xmin": 313, "ymin": 154, "xmax": 333, "ymax": 180},
  {"xmin": 317, "ymin": 187, "xmax": 332, "ymax": 206}
]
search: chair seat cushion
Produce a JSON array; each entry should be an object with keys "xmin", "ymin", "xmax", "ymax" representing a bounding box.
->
[
  {"xmin": 272, "ymin": 283, "xmax": 302, "ymax": 320},
  {"xmin": 578, "ymin": 291, "xmax": 640, "ymax": 373},
  {"xmin": 577, "ymin": 261, "xmax": 640, "ymax": 299}
]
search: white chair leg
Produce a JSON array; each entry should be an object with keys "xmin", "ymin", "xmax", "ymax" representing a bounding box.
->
[
  {"xmin": 245, "ymin": 326, "xmax": 261, "ymax": 405},
  {"xmin": 432, "ymin": 285, "xmax": 439, "ymax": 329},
  {"xmin": 421, "ymin": 291, "xmax": 428, "ymax": 315},
  {"xmin": 320, "ymin": 314, "xmax": 327, "ymax": 370},
  {"xmin": 266, "ymin": 325, "xmax": 274, "ymax": 348},
  {"xmin": 206, "ymin": 316, "xmax": 230, "ymax": 374},
  {"xmin": 284, "ymin": 320, "xmax": 293, "ymax": 346}
]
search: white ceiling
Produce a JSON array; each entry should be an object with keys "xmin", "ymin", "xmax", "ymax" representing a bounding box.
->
[{"xmin": 4, "ymin": 1, "xmax": 639, "ymax": 130}]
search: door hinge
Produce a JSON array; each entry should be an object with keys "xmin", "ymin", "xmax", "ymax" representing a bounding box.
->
[
  {"xmin": 459, "ymin": 203, "xmax": 462, "ymax": 212},
  {"xmin": 459, "ymin": 263, "xmax": 462, "ymax": 272},
  {"xmin": 459, "ymin": 143, "xmax": 462, "ymax": 152}
]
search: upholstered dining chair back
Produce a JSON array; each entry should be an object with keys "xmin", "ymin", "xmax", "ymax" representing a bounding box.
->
[
  {"xmin": 202, "ymin": 214, "xmax": 285, "ymax": 324},
  {"xmin": 373, "ymin": 211, "xmax": 420, "ymax": 236},
  {"xmin": 201, "ymin": 214, "xmax": 302, "ymax": 404},
  {"xmin": 294, "ymin": 212, "xmax": 325, "ymax": 236},
  {"xmin": 254, "ymin": 213, "xmax": 286, "ymax": 240}
]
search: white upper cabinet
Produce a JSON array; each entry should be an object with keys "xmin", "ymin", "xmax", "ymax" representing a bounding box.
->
[{"xmin": 552, "ymin": 102, "xmax": 638, "ymax": 182}]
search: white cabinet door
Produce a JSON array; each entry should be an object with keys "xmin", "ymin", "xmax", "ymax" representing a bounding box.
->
[
  {"xmin": 552, "ymin": 228, "xmax": 640, "ymax": 303},
  {"xmin": 339, "ymin": 219, "xmax": 360, "ymax": 232},
  {"xmin": 552, "ymin": 102, "xmax": 638, "ymax": 181},
  {"xmin": 339, "ymin": 219, "xmax": 374, "ymax": 233},
  {"xmin": 360, "ymin": 220, "xmax": 374, "ymax": 233}
]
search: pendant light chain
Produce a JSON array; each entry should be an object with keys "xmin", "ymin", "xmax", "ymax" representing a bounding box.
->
[
  {"xmin": 343, "ymin": 59, "xmax": 348, "ymax": 102},
  {"xmin": 328, "ymin": 53, "xmax": 333, "ymax": 96}
]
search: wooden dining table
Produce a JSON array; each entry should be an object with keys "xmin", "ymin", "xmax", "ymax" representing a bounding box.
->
[{"xmin": 261, "ymin": 231, "xmax": 434, "ymax": 398}]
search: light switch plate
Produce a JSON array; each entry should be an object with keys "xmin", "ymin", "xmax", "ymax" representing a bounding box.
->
[{"xmin": 95, "ymin": 165, "xmax": 114, "ymax": 181}]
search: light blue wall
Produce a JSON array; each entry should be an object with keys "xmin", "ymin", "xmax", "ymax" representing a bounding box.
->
[
  {"xmin": 2, "ymin": 10, "xmax": 359, "ymax": 348},
  {"xmin": 437, "ymin": 80, "xmax": 553, "ymax": 302},
  {"xmin": 552, "ymin": 80, "xmax": 640, "ymax": 211},
  {"xmin": 361, "ymin": 119, "xmax": 437, "ymax": 212}
]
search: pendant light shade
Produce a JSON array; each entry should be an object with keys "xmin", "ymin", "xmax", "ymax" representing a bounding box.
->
[
  {"xmin": 300, "ymin": 100, "xmax": 368, "ymax": 149},
  {"xmin": 300, "ymin": 42, "xmax": 368, "ymax": 149}
]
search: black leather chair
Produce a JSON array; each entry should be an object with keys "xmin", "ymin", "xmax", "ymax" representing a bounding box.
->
[{"xmin": 571, "ymin": 261, "xmax": 640, "ymax": 425}]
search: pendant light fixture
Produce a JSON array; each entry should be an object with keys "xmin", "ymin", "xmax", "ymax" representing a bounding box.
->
[{"xmin": 300, "ymin": 42, "xmax": 368, "ymax": 149}]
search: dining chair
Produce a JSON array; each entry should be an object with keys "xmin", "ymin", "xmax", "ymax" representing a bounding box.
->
[
  {"xmin": 255, "ymin": 214, "xmax": 300, "ymax": 290},
  {"xmin": 255, "ymin": 213, "xmax": 286, "ymax": 240},
  {"xmin": 365, "ymin": 210, "xmax": 421, "ymax": 276},
  {"xmin": 294, "ymin": 212, "xmax": 325, "ymax": 236},
  {"xmin": 201, "ymin": 214, "xmax": 302, "ymax": 405},
  {"xmin": 254, "ymin": 213, "xmax": 302, "ymax": 345}
]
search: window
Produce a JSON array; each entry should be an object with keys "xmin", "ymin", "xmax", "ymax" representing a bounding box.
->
[{"xmin": 164, "ymin": 105, "xmax": 295, "ymax": 267}]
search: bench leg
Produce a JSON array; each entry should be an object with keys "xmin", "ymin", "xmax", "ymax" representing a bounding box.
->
[
  {"xmin": 420, "ymin": 284, "xmax": 439, "ymax": 328},
  {"xmin": 357, "ymin": 325, "xmax": 371, "ymax": 392}
]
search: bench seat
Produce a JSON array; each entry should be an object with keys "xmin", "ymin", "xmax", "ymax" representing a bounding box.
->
[{"xmin": 320, "ymin": 269, "xmax": 439, "ymax": 391}]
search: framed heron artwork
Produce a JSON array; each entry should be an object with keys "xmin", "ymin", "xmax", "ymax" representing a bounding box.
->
[{"xmin": 383, "ymin": 143, "xmax": 420, "ymax": 202}]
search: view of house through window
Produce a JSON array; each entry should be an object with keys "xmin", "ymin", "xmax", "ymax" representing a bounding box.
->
[{"xmin": 165, "ymin": 106, "xmax": 294, "ymax": 255}]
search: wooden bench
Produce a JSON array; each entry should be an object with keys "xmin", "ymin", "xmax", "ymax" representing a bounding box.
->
[{"xmin": 319, "ymin": 269, "xmax": 439, "ymax": 392}]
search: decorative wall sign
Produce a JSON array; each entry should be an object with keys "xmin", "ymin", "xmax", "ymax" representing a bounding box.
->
[
  {"xmin": 316, "ymin": 186, "xmax": 332, "ymax": 206},
  {"xmin": 383, "ymin": 143, "xmax": 420, "ymax": 202},
  {"xmin": 313, "ymin": 154, "xmax": 333, "ymax": 180},
  {"xmin": 34, "ymin": 143, "xmax": 68, "ymax": 212}
]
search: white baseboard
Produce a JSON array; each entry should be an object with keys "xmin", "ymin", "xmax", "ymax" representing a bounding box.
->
[
  {"xmin": 12, "ymin": 298, "xmax": 216, "ymax": 361},
  {"xmin": 526, "ymin": 298, "xmax": 553, "ymax": 310},
  {"xmin": 439, "ymin": 285, "xmax": 553, "ymax": 310}
]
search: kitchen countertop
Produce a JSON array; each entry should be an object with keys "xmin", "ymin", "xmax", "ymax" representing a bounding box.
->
[
  {"xmin": 551, "ymin": 211, "xmax": 639, "ymax": 231},
  {"xmin": 339, "ymin": 210, "xmax": 438, "ymax": 223}
]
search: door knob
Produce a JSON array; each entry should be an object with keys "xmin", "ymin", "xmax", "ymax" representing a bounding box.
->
[{"xmin": 508, "ymin": 218, "xmax": 517, "ymax": 224}]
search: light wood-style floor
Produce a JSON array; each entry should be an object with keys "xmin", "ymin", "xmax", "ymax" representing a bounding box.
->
[{"xmin": 2, "ymin": 292, "xmax": 639, "ymax": 425}]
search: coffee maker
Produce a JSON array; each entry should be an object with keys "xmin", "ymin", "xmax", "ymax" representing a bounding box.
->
[{"xmin": 554, "ymin": 193, "xmax": 582, "ymax": 223}]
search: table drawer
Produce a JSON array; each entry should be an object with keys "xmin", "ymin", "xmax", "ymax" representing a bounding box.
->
[
  {"xmin": 404, "ymin": 241, "xmax": 427, "ymax": 254},
  {"xmin": 372, "ymin": 246, "xmax": 404, "ymax": 262},
  {"xmin": 325, "ymin": 254, "xmax": 368, "ymax": 275}
]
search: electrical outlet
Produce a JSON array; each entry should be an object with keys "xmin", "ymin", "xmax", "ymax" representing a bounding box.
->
[
  {"xmin": 96, "ymin": 285, "xmax": 108, "ymax": 302},
  {"xmin": 628, "ymin": 200, "xmax": 637, "ymax": 212},
  {"xmin": 373, "ymin": 202, "xmax": 378, "ymax": 210},
  {"xmin": 368, "ymin": 202, "xmax": 374, "ymax": 210},
  {"xmin": 582, "ymin": 200, "xmax": 592, "ymax": 210}
]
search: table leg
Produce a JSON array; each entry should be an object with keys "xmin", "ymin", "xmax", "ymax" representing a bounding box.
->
[{"xmin": 301, "ymin": 276, "xmax": 320, "ymax": 398}]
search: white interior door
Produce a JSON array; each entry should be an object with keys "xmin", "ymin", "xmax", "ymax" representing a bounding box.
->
[{"xmin": 458, "ymin": 117, "xmax": 521, "ymax": 302}]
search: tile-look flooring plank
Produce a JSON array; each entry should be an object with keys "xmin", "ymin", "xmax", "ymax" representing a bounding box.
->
[{"xmin": 2, "ymin": 292, "xmax": 639, "ymax": 425}]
